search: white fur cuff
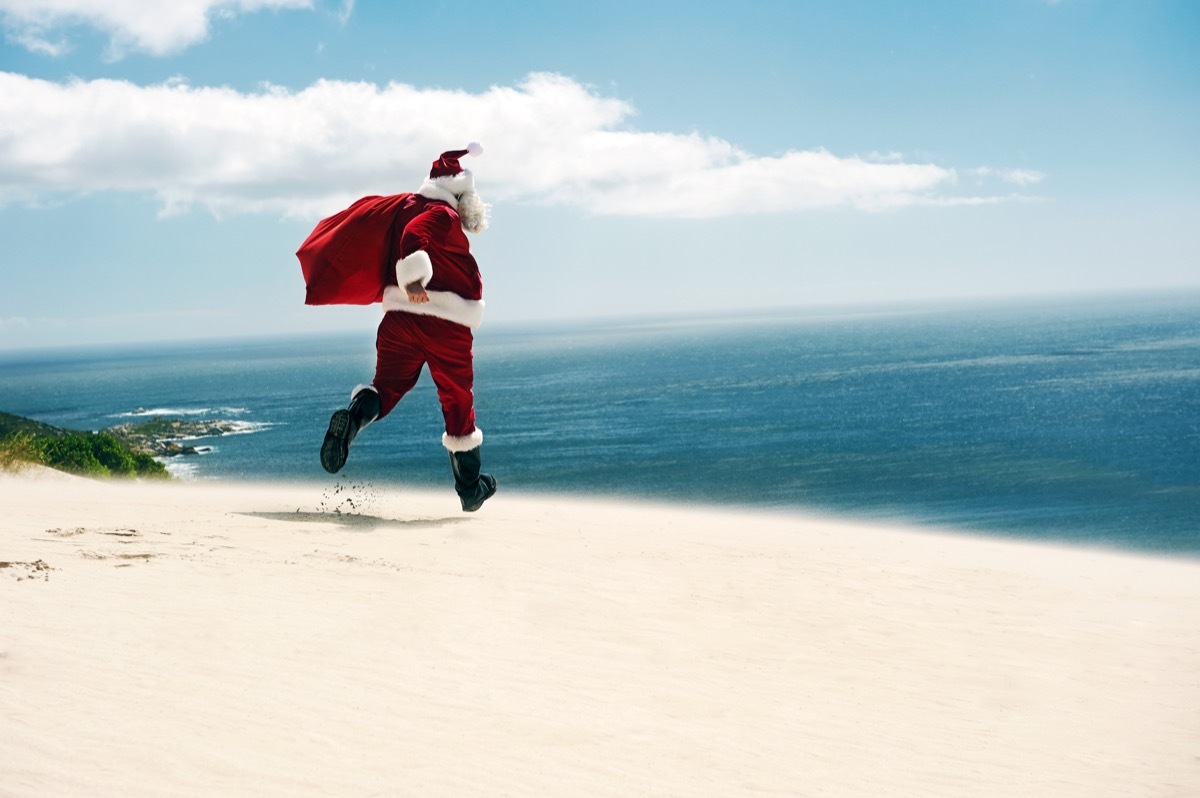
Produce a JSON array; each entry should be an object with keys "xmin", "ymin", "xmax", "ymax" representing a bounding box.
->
[
  {"xmin": 350, "ymin": 384, "xmax": 378, "ymax": 401},
  {"xmin": 396, "ymin": 250, "xmax": 434, "ymax": 287},
  {"xmin": 442, "ymin": 428, "xmax": 483, "ymax": 452}
]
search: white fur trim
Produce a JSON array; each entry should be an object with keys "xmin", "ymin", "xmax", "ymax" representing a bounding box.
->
[
  {"xmin": 417, "ymin": 170, "xmax": 474, "ymax": 207},
  {"xmin": 417, "ymin": 180, "xmax": 457, "ymax": 207},
  {"xmin": 381, "ymin": 286, "xmax": 485, "ymax": 329},
  {"xmin": 442, "ymin": 428, "xmax": 483, "ymax": 452},
  {"xmin": 350, "ymin": 384, "xmax": 378, "ymax": 401},
  {"xmin": 396, "ymin": 249, "xmax": 434, "ymax": 287}
]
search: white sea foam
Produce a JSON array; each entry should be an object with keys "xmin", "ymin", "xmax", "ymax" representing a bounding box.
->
[
  {"xmin": 113, "ymin": 406, "xmax": 251, "ymax": 418},
  {"xmin": 162, "ymin": 458, "xmax": 200, "ymax": 480},
  {"xmin": 171, "ymin": 421, "xmax": 278, "ymax": 443}
]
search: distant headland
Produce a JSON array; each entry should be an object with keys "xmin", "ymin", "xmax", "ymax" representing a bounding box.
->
[{"xmin": 0, "ymin": 411, "xmax": 248, "ymax": 478}]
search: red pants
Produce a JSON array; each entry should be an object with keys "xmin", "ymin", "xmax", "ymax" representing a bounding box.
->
[{"xmin": 371, "ymin": 311, "xmax": 476, "ymax": 439}]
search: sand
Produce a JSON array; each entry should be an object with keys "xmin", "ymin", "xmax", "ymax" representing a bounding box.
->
[{"xmin": 2, "ymin": 465, "xmax": 1198, "ymax": 797}]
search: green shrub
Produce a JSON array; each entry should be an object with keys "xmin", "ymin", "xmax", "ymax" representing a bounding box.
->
[
  {"xmin": 37, "ymin": 435, "xmax": 109, "ymax": 476},
  {"xmin": 0, "ymin": 431, "xmax": 45, "ymax": 472},
  {"xmin": 34, "ymin": 433, "xmax": 171, "ymax": 480},
  {"xmin": 132, "ymin": 451, "xmax": 171, "ymax": 479},
  {"xmin": 89, "ymin": 433, "xmax": 137, "ymax": 475}
]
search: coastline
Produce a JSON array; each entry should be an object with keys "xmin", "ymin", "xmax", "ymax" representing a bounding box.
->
[
  {"xmin": 3, "ymin": 467, "xmax": 1199, "ymax": 796},
  {"xmin": 2, "ymin": 293, "xmax": 1198, "ymax": 553}
]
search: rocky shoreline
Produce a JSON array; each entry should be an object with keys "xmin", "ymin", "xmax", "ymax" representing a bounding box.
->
[
  {"xmin": 105, "ymin": 418, "xmax": 248, "ymax": 458},
  {"xmin": 2, "ymin": 411, "xmax": 250, "ymax": 460}
]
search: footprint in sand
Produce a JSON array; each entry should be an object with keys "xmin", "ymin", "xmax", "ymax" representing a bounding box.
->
[{"xmin": 0, "ymin": 559, "xmax": 53, "ymax": 582}]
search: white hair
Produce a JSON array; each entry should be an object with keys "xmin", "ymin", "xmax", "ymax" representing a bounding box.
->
[{"xmin": 456, "ymin": 190, "xmax": 490, "ymax": 234}]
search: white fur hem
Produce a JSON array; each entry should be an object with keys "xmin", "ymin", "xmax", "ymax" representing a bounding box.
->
[
  {"xmin": 442, "ymin": 428, "xmax": 483, "ymax": 452},
  {"xmin": 381, "ymin": 285, "xmax": 485, "ymax": 329},
  {"xmin": 350, "ymin": 384, "xmax": 378, "ymax": 401},
  {"xmin": 395, "ymin": 250, "xmax": 433, "ymax": 287}
]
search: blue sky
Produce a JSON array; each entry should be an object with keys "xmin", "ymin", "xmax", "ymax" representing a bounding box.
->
[{"xmin": 1, "ymin": 0, "xmax": 1197, "ymax": 349}]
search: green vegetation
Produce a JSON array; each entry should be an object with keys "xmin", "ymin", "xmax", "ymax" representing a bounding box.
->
[
  {"xmin": 0, "ymin": 431, "xmax": 45, "ymax": 472},
  {"xmin": 0, "ymin": 412, "xmax": 171, "ymax": 480},
  {"xmin": 0, "ymin": 410, "xmax": 75, "ymax": 441},
  {"xmin": 35, "ymin": 432, "xmax": 170, "ymax": 479}
]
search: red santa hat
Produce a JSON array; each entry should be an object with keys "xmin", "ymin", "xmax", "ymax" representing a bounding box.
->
[
  {"xmin": 430, "ymin": 142, "xmax": 482, "ymax": 178},
  {"xmin": 418, "ymin": 142, "xmax": 483, "ymax": 206}
]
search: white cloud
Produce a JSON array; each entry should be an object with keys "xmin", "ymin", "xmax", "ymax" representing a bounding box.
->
[
  {"xmin": 0, "ymin": 0, "xmax": 313, "ymax": 58},
  {"xmin": 7, "ymin": 26, "xmax": 68, "ymax": 56},
  {"xmin": 970, "ymin": 166, "xmax": 1046, "ymax": 187},
  {"xmin": 0, "ymin": 71, "xmax": 1031, "ymax": 220}
]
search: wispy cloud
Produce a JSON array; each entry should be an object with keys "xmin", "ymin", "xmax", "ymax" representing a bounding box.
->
[
  {"xmin": 0, "ymin": 71, "xmax": 1037, "ymax": 220},
  {"xmin": 970, "ymin": 167, "xmax": 1045, "ymax": 187},
  {"xmin": 0, "ymin": 0, "xmax": 313, "ymax": 59},
  {"xmin": 6, "ymin": 26, "xmax": 69, "ymax": 56}
]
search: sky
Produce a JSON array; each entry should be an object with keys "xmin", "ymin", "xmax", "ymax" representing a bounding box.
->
[{"xmin": 0, "ymin": 0, "xmax": 1197, "ymax": 350}]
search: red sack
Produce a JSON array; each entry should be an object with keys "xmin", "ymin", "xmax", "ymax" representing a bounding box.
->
[{"xmin": 296, "ymin": 193, "xmax": 415, "ymax": 306}]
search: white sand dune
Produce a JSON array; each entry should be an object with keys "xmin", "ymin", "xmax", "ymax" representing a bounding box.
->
[{"xmin": 2, "ymin": 466, "xmax": 1198, "ymax": 797}]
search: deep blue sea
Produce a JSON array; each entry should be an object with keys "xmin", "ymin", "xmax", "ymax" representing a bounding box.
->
[{"xmin": 2, "ymin": 292, "xmax": 1197, "ymax": 555}]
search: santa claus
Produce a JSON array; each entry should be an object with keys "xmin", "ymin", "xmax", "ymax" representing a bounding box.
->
[{"xmin": 296, "ymin": 143, "xmax": 496, "ymax": 512}]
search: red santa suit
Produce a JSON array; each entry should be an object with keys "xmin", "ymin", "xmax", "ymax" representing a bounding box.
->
[
  {"xmin": 376, "ymin": 190, "xmax": 484, "ymax": 447},
  {"xmin": 297, "ymin": 143, "xmax": 488, "ymax": 451}
]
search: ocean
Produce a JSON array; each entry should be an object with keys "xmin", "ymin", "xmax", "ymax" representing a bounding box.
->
[{"xmin": 2, "ymin": 292, "xmax": 1197, "ymax": 555}]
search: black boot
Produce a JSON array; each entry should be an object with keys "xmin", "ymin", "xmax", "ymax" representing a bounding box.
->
[
  {"xmin": 320, "ymin": 388, "xmax": 381, "ymax": 473},
  {"xmin": 448, "ymin": 447, "xmax": 497, "ymax": 512}
]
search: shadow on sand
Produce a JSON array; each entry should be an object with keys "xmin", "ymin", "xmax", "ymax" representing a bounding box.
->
[{"xmin": 239, "ymin": 511, "xmax": 470, "ymax": 531}]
